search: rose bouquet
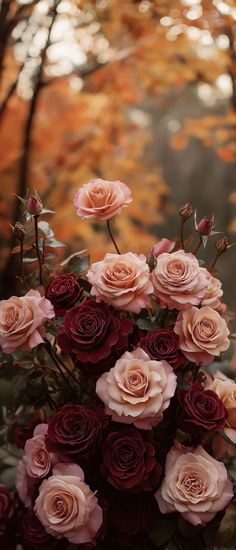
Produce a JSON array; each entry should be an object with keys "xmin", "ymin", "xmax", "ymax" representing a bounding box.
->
[{"xmin": 0, "ymin": 180, "xmax": 236, "ymax": 550}]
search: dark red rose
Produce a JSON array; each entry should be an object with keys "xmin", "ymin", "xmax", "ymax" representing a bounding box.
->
[
  {"xmin": 197, "ymin": 217, "xmax": 214, "ymax": 236},
  {"xmin": 0, "ymin": 484, "xmax": 14, "ymax": 536},
  {"xmin": 46, "ymin": 404, "xmax": 103, "ymax": 458},
  {"xmin": 139, "ymin": 328, "xmax": 185, "ymax": 370},
  {"xmin": 45, "ymin": 274, "xmax": 83, "ymax": 316},
  {"xmin": 179, "ymin": 383, "xmax": 226, "ymax": 433},
  {"xmin": 108, "ymin": 493, "xmax": 157, "ymax": 535},
  {"xmin": 58, "ymin": 299, "xmax": 133, "ymax": 374},
  {"xmin": 101, "ymin": 428, "xmax": 162, "ymax": 492},
  {"xmin": 19, "ymin": 510, "xmax": 57, "ymax": 549}
]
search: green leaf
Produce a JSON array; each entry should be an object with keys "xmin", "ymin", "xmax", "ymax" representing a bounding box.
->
[
  {"xmin": 151, "ymin": 516, "xmax": 176, "ymax": 547},
  {"xmin": 61, "ymin": 251, "xmax": 90, "ymax": 275}
]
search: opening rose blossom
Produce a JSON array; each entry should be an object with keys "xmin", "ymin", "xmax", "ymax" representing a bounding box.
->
[
  {"xmin": 211, "ymin": 376, "xmax": 236, "ymax": 444},
  {"xmin": 74, "ymin": 178, "xmax": 132, "ymax": 221},
  {"xmin": 24, "ymin": 423, "xmax": 57, "ymax": 479},
  {"xmin": 151, "ymin": 250, "xmax": 210, "ymax": 310},
  {"xmin": 96, "ymin": 348, "xmax": 177, "ymax": 429},
  {"xmin": 34, "ymin": 463, "xmax": 103, "ymax": 544},
  {"xmin": 155, "ymin": 445, "xmax": 233, "ymax": 526},
  {"xmin": 200, "ymin": 275, "xmax": 223, "ymax": 310},
  {"xmin": 174, "ymin": 305, "xmax": 230, "ymax": 366},
  {"xmin": 0, "ymin": 289, "xmax": 54, "ymax": 353},
  {"xmin": 87, "ymin": 253, "xmax": 153, "ymax": 313}
]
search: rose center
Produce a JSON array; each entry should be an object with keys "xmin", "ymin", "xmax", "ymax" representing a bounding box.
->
[
  {"xmin": 166, "ymin": 260, "xmax": 185, "ymax": 278},
  {"xmin": 181, "ymin": 472, "xmax": 205, "ymax": 498}
]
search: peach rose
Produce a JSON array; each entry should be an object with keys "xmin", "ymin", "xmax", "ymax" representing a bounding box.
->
[
  {"xmin": 151, "ymin": 250, "xmax": 209, "ymax": 310},
  {"xmin": 152, "ymin": 239, "xmax": 175, "ymax": 258},
  {"xmin": 74, "ymin": 178, "xmax": 132, "ymax": 221},
  {"xmin": 24, "ymin": 423, "xmax": 57, "ymax": 479},
  {"xmin": 0, "ymin": 290, "xmax": 54, "ymax": 353},
  {"xmin": 155, "ymin": 445, "xmax": 233, "ymax": 526},
  {"xmin": 87, "ymin": 253, "xmax": 153, "ymax": 314},
  {"xmin": 211, "ymin": 377, "xmax": 236, "ymax": 444},
  {"xmin": 96, "ymin": 347, "xmax": 177, "ymax": 429},
  {"xmin": 201, "ymin": 275, "xmax": 223, "ymax": 310},
  {"xmin": 34, "ymin": 463, "xmax": 103, "ymax": 544},
  {"xmin": 174, "ymin": 306, "xmax": 230, "ymax": 366}
]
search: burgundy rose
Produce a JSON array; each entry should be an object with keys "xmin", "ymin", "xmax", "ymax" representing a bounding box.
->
[
  {"xmin": 46, "ymin": 404, "xmax": 103, "ymax": 458},
  {"xmin": 101, "ymin": 428, "xmax": 162, "ymax": 492},
  {"xmin": 19, "ymin": 510, "xmax": 57, "ymax": 549},
  {"xmin": 45, "ymin": 274, "xmax": 83, "ymax": 317},
  {"xmin": 139, "ymin": 328, "xmax": 185, "ymax": 370},
  {"xmin": 179, "ymin": 383, "xmax": 226, "ymax": 433},
  {"xmin": 0, "ymin": 484, "xmax": 14, "ymax": 536},
  {"xmin": 58, "ymin": 299, "xmax": 133, "ymax": 375},
  {"xmin": 108, "ymin": 493, "xmax": 157, "ymax": 535}
]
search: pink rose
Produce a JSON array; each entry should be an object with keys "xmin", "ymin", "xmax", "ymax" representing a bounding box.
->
[
  {"xmin": 96, "ymin": 347, "xmax": 177, "ymax": 429},
  {"xmin": 152, "ymin": 239, "xmax": 175, "ymax": 258},
  {"xmin": 151, "ymin": 250, "xmax": 209, "ymax": 310},
  {"xmin": 74, "ymin": 178, "xmax": 132, "ymax": 221},
  {"xmin": 16, "ymin": 457, "xmax": 32, "ymax": 508},
  {"xmin": 211, "ymin": 376, "xmax": 236, "ymax": 444},
  {"xmin": 174, "ymin": 306, "xmax": 230, "ymax": 366},
  {"xmin": 0, "ymin": 290, "xmax": 54, "ymax": 353},
  {"xmin": 201, "ymin": 275, "xmax": 223, "ymax": 310},
  {"xmin": 34, "ymin": 463, "xmax": 103, "ymax": 545},
  {"xmin": 87, "ymin": 253, "xmax": 153, "ymax": 314},
  {"xmin": 155, "ymin": 445, "xmax": 233, "ymax": 526},
  {"xmin": 24, "ymin": 423, "xmax": 57, "ymax": 479}
]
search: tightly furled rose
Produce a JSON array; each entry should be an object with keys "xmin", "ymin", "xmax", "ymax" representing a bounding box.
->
[
  {"xmin": 74, "ymin": 178, "xmax": 132, "ymax": 221},
  {"xmin": 152, "ymin": 239, "xmax": 175, "ymax": 258},
  {"xmin": 0, "ymin": 290, "xmax": 54, "ymax": 353},
  {"xmin": 201, "ymin": 275, "xmax": 223, "ymax": 310},
  {"xmin": 179, "ymin": 383, "xmax": 226, "ymax": 433},
  {"xmin": 87, "ymin": 253, "xmax": 153, "ymax": 314},
  {"xmin": 211, "ymin": 377, "xmax": 236, "ymax": 444},
  {"xmin": 139, "ymin": 328, "xmax": 185, "ymax": 370},
  {"xmin": 101, "ymin": 428, "xmax": 162, "ymax": 491},
  {"xmin": 24, "ymin": 424, "xmax": 57, "ymax": 479},
  {"xmin": 0, "ymin": 484, "xmax": 14, "ymax": 536},
  {"xmin": 34, "ymin": 463, "xmax": 103, "ymax": 544},
  {"xmin": 58, "ymin": 298, "xmax": 133, "ymax": 374},
  {"xmin": 174, "ymin": 306, "xmax": 230, "ymax": 366},
  {"xmin": 46, "ymin": 404, "xmax": 103, "ymax": 458},
  {"xmin": 96, "ymin": 348, "xmax": 177, "ymax": 429},
  {"xmin": 151, "ymin": 250, "xmax": 209, "ymax": 310},
  {"xmin": 20, "ymin": 510, "xmax": 57, "ymax": 549},
  {"xmin": 155, "ymin": 445, "xmax": 233, "ymax": 526},
  {"xmin": 45, "ymin": 274, "xmax": 83, "ymax": 316}
]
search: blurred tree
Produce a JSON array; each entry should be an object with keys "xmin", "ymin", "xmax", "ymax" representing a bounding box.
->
[{"xmin": 0, "ymin": 0, "xmax": 235, "ymax": 296}]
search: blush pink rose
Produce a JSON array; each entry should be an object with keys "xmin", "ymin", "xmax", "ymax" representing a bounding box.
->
[
  {"xmin": 155, "ymin": 445, "xmax": 233, "ymax": 526},
  {"xmin": 96, "ymin": 347, "xmax": 177, "ymax": 429},
  {"xmin": 0, "ymin": 290, "xmax": 54, "ymax": 353},
  {"xmin": 16, "ymin": 457, "xmax": 32, "ymax": 508},
  {"xmin": 74, "ymin": 178, "xmax": 132, "ymax": 221},
  {"xmin": 87, "ymin": 253, "xmax": 153, "ymax": 314},
  {"xmin": 34, "ymin": 463, "xmax": 103, "ymax": 545},
  {"xmin": 174, "ymin": 306, "xmax": 230, "ymax": 366},
  {"xmin": 211, "ymin": 376, "xmax": 236, "ymax": 444},
  {"xmin": 151, "ymin": 250, "xmax": 209, "ymax": 310},
  {"xmin": 24, "ymin": 423, "xmax": 57, "ymax": 479},
  {"xmin": 201, "ymin": 275, "xmax": 223, "ymax": 310},
  {"xmin": 152, "ymin": 239, "xmax": 175, "ymax": 258}
]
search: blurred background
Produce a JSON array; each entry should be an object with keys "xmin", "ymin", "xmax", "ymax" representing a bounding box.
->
[{"xmin": 0, "ymin": 0, "xmax": 236, "ymax": 309}]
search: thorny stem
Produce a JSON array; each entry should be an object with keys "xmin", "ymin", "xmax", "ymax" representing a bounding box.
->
[
  {"xmin": 193, "ymin": 235, "xmax": 202, "ymax": 256},
  {"xmin": 34, "ymin": 215, "xmax": 43, "ymax": 285},
  {"xmin": 106, "ymin": 220, "xmax": 121, "ymax": 255},
  {"xmin": 20, "ymin": 240, "xmax": 29, "ymax": 290}
]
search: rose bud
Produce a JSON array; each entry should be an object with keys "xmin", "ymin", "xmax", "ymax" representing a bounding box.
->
[
  {"xmin": 27, "ymin": 195, "xmax": 43, "ymax": 216},
  {"xmin": 197, "ymin": 216, "xmax": 214, "ymax": 236},
  {"xmin": 11, "ymin": 221, "xmax": 26, "ymax": 241},
  {"xmin": 179, "ymin": 202, "xmax": 194, "ymax": 221},
  {"xmin": 216, "ymin": 236, "xmax": 228, "ymax": 255}
]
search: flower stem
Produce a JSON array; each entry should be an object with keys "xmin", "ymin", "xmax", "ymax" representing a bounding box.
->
[
  {"xmin": 180, "ymin": 220, "xmax": 185, "ymax": 250},
  {"xmin": 106, "ymin": 220, "xmax": 121, "ymax": 254},
  {"xmin": 34, "ymin": 215, "xmax": 43, "ymax": 285},
  {"xmin": 211, "ymin": 253, "xmax": 219, "ymax": 269},
  {"xmin": 44, "ymin": 344, "xmax": 74, "ymax": 392},
  {"xmin": 193, "ymin": 236, "xmax": 202, "ymax": 256},
  {"xmin": 20, "ymin": 240, "xmax": 29, "ymax": 290}
]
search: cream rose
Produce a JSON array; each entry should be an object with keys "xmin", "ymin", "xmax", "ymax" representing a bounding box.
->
[
  {"xmin": 34, "ymin": 463, "xmax": 103, "ymax": 545},
  {"xmin": 174, "ymin": 306, "xmax": 230, "ymax": 366},
  {"xmin": 74, "ymin": 178, "xmax": 132, "ymax": 221},
  {"xmin": 155, "ymin": 445, "xmax": 233, "ymax": 526},
  {"xmin": 201, "ymin": 275, "xmax": 223, "ymax": 310},
  {"xmin": 96, "ymin": 347, "xmax": 177, "ymax": 429},
  {"xmin": 211, "ymin": 377, "xmax": 236, "ymax": 444},
  {"xmin": 87, "ymin": 252, "xmax": 153, "ymax": 313},
  {"xmin": 0, "ymin": 290, "xmax": 54, "ymax": 353},
  {"xmin": 151, "ymin": 250, "xmax": 209, "ymax": 310}
]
